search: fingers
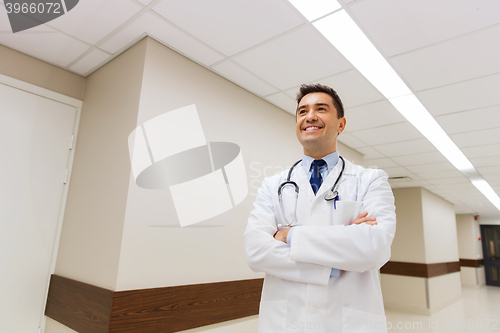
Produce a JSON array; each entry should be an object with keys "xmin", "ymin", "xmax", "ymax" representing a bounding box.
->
[
  {"xmin": 352, "ymin": 218, "xmax": 377, "ymax": 225},
  {"xmin": 351, "ymin": 212, "xmax": 377, "ymax": 225},
  {"xmin": 356, "ymin": 211, "xmax": 369, "ymax": 219}
]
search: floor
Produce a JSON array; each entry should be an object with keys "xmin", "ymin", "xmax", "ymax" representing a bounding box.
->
[{"xmin": 385, "ymin": 286, "xmax": 500, "ymax": 332}]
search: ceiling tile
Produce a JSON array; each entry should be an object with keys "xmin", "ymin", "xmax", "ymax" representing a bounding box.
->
[
  {"xmin": 484, "ymin": 174, "xmax": 500, "ymax": 181},
  {"xmin": 343, "ymin": 100, "xmax": 405, "ymax": 132},
  {"xmin": 283, "ymin": 70, "xmax": 384, "ymax": 108},
  {"xmin": 487, "ymin": 180, "xmax": 500, "ymax": 187},
  {"xmin": 348, "ymin": 0, "xmax": 500, "ymax": 57},
  {"xmin": 152, "ymin": 0, "xmax": 305, "ymax": 56},
  {"xmin": 337, "ymin": 132, "xmax": 368, "ymax": 149},
  {"xmin": 397, "ymin": 180, "xmax": 431, "ymax": 188},
  {"xmin": 364, "ymin": 158, "xmax": 399, "ymax": 169},
  {"xmin": 233, "ymin": 25, "xmax": 352, "ymax": 90},
  {"xmin": 417, "ymin": 72, "xmax": 500, "ymax": 116},
  {"xmin": 211, "ymin": 60, "xmax": 278, "ymax": 96},
  {"xmin": 436, "ymin": 182, "xmax": 475, "ymax": 192},
  {"xmin": 435, "ymin": 105, "xmax": 500, "ymax": 134},
  {"xmin": 356, "ymin": 146, "xmax": 385, "ymax": 159},
  {"xmin": 477, "ymin": 166, "xmax": 500, "ymax": 176},
  {"xmin": 405, "ymin": 161, "xmax": 456, "ymax": 174},
  {"xmin": 462, "ymin": 143, "xmax": 500, "ymax": 159},
  {"xmin": 391, "ymin": 151, "xmax": 446, "ymax": 166},
  {"xmin": 100, "ymin": 12, "xmax": 224, "ymax": 66},
  {"xmin": 424, "ymin": 185, "xmax": 439, "ymax": 191},
  {"xmin": 390, "ymin": 25, "xmax": 500, "ymax": 91},
  {"xmin": 69, "ymin": 48, "xmax": 110, "ymax": 75},
  {"xmin": 264, "ymin": 92, "xmax": 296, "ymax": 114},
  {"xmin": 470, "ymin": 155, "xmax": 500, "ymax": 168},
  {"xmin": 47, "ymin": 0, "xmax": 143, "ymax": 45},
  {"xmin": 429, "ymin": 176, "xmax": 470, "ymax": 185},
  {"xmin": 0, "ymin": 13, "xmax": 89, "ymax": 67},
  {"xmin": 450, "ymin": 127, "xmax": 500, "ymax": 148},
  {"xmin": 373, "ymin": 138, "xmax": 436, "ymax": 157},
  {"xmin": 350, "ymin": 122, "xmax": 422, "ymax": 146},
  {"xmin": 416, "ymin": 169, "xmax": 463, "ymax": 180},
  {"xmin": 378, "ymin": 166, "xmax": 412, "ymax": 177}
]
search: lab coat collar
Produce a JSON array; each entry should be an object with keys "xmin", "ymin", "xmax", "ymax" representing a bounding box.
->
[{"xmin": 291, "ymin": 154, "xmax": 350, "ymax": 203}]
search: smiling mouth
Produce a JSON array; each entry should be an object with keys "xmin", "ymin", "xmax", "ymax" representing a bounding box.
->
[{"xmin": 304, "ymin": 126, "xmax": 322, "ymax": 131}]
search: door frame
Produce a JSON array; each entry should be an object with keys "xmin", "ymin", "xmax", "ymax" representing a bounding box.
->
[
  {"xmin": 0, "ymin": 73, "xmax": 83, "ymax": 331},
  {"xmin": 480, "ymin": 224, "xmax": 500, "ymax": 287}
]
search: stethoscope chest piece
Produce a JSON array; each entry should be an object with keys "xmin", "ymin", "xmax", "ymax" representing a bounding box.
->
[{"xmin": 324, "ymin": 190, "xmax": 338, "ymax": 201}]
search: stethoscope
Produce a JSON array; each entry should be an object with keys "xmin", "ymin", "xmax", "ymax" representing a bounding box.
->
[{"xmin": 277, "ymin": 156, "xmax": 345, "ymax": 229}]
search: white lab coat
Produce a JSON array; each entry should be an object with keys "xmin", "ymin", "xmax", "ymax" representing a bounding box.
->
[{"xmin": 244, "ymin": 158, "xmax": 396, "ymax": 333}]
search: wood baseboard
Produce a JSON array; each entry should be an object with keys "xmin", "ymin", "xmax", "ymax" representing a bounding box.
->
[
  {"xmin": 459, "ymin": 259, "xmax": 484, "ymax": 268},
  {"xmin": 45, "ymin": 275, "xmax": 263, "ymax": 333},
  {"xmin": 380, "ymin": 261, "xmax": 461, "ymax": 278}
]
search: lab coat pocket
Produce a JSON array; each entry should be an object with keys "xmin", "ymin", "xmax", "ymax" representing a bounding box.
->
[
  {"xmin": 258, "ymin": 300, "xmax": 287, "ymax": 333},
  {"xmin": 335, "ymin": 201, "xmax": 362, "ymax": 226},
  {"xmin": 341, "ymin": 306, "xmax": 387, "ymax": 333}
]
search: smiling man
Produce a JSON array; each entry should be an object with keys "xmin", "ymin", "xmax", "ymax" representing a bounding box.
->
[{"xmin": 244, "ymin": 83, "xmax": 397, "ymax": 333}]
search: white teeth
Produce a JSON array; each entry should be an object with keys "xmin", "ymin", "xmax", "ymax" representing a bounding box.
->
[{"xmin": 305, "ymin": 126, "xmax": 319, "ymax": 131}]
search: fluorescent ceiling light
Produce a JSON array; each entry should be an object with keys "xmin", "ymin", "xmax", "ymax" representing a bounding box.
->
[
  {"xmin": 314, "ymin": 10, "xmax": 411, "ymax": 99},
  {"xmin": 310, "ymin": 8, "xmax": 499, "ymax": 212},
  {"xmin": 472, "ymin": 179, "xmax": 500, "ymax": 211},
  {"xmin": 288, "ymin": 0, "xmax": 342, "ymax": 21},
  {"xmin": 389, "ymin": 94, "xmax": 475, "ymax": 172}
]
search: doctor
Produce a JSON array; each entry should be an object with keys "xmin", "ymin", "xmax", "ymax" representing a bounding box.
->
[{"xmin": 244, "ymin": 83, "xmax": 396, "ymax": 333}]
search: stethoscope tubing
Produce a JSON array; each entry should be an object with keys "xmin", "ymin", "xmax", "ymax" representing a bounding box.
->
[{"xmin": 277, "ymin": 156, "xmax": 345, "ymax": 229}]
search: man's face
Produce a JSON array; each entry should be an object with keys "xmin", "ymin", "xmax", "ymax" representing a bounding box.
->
[{"xmin": 295, "ymin": 92, "xmax": 346, "ymax": 156}]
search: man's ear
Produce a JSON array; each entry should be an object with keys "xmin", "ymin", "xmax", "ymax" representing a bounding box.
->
[{"xmin": 338, "ymin": 117, "xmax": 346, "ymax": 134}]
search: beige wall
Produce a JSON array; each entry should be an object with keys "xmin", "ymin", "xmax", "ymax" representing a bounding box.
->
[
  {"xmin": 382, "ymin": 187, "xmax": 462, "ymax": 315},
  {"xmin": 0, "ymin": 44, "xmax": 85, "ymax": 100},
  {"xmin": 427, "ymin": 272, "xmax": 461, "ymax": 310},
  {"xmin": 456, "ymin": 214, "xmax": 485, "ymax": 287},
  {"xmin": 422, "ymin": 189, "xmax": 459, "ymax": 263},
  {"xmin": 390, "ymin": 187, "xmax": 426, "ymax": 263},
  {"xmin": 457, "ymin": 214, "xmax": 483, "ymax": 260},
  {"xmin": 380, "ymin": 274, "xmax": 428, "ymax": 314},
  {"xmin": 54, "ymin": 38, "xmax": 148, "ymax": 290},
  {"xmin": 480, "ymin": 217, "xmax": 500, "ymax": 225}
]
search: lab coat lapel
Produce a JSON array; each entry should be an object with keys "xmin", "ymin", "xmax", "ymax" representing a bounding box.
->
[{"xmin": 294, "ymin": 166, "xmax": 315, "ymax": 203}]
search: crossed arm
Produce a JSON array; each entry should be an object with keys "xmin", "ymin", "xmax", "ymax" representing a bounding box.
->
[
  {"xmin": 243, "ymin": 169, "xmax": 396, "ymax": 286},
  {"xmin": 273, "ymin": 211, "xmax": 378, "ymax": 243}
]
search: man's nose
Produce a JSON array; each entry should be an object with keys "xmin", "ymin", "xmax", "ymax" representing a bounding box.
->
[{"xmin": 305, "ymin": 110, "xmax": 318, "ymax": 121}]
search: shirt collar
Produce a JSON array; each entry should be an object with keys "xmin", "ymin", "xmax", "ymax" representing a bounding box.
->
[{"xmin": 301, "ymin": 151, "xmax": 339, "ymax": 173}]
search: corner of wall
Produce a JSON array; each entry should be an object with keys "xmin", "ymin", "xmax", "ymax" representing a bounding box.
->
[
  {"xmin": 53, "ymin": 37, "xmax": 149, "ymax": 290},
  {"xmin": 0, "ymin": 44, "xmax": 86, "ymax": 100}
]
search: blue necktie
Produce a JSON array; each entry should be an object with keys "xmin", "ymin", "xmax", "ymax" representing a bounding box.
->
[{"xmin": 310, "ymin": 159, "xmax": 326, "ymax": 195}]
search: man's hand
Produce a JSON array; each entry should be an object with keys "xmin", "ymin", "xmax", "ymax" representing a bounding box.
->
[
  {"xmin": 274, "ymin": 212, "xmax": 376, "ymax": 243},
  {"xmin": 351, "ymin": 212, "xmax": 377, "ymax": 226},
  {"xmin": 274, "ymin": 227, "xmax": 292, "ymax": 243}
]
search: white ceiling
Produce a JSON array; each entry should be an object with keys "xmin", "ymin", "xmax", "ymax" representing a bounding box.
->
[{"xmin": 1, "ymin": 0, "xmax": 499, "ymax": 217}]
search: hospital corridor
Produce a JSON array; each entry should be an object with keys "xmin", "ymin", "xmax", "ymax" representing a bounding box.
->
[{"xmin": 1, "ymin": 0, "xmax": 500, "ymax": 332}]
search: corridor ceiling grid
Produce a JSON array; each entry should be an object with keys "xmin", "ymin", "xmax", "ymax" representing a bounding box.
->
[{"xmin": 1, "ymin": 0, "xmax": 499, "ymax": 217}]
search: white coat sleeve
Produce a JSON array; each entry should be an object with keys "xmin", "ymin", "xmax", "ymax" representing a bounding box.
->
[
  {"xmin": 289, "ymin": 169, "xmax": 396, "ymax": 272},
  {"xmin": 244, "ymin": 177, "xmax": 331, "ymax": 286}
]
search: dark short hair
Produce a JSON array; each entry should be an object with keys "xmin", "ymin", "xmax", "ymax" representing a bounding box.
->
[{"xmin": 296, "ymin": 83, "xmax": 344, "ymax": 118}]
